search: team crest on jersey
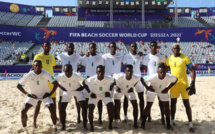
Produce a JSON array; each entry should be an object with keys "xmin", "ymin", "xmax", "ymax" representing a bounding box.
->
[
  {"xmin": 116, "ymin": 57, "xmax": 120, "ymax": 60},
  {"xmin": 179, "ymin": 59, "xmax": 182, "ymax": 62},
  {"xmin": 73, "ymin": 58, "xmax": 76, "ymax": 61},
  {"xmin": 40, "ymin": 77, "xmax": 44, "ymax": 80},
  {"xmin": 104, "ymin": 82, "xmax": 108, "ymax": 86},
  {"xmin": 96, "ymin": 59, "xmax": 99, "ymax": 62},
  {"xmin": 72, "ymin": 80, "xmax": 76, "ymax": 83}
]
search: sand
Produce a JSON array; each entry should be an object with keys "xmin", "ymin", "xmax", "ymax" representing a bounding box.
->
[{"xmin": 0, "ymin": 77, "xmax": 215, "ymax": 134}]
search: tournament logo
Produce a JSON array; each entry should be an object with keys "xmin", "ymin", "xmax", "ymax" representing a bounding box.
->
[
  {"xmin": 195, "ymin": 29, "xmax": 215, "ymax": 41},
  {"xmin": 35, "ymin": 28, "xmax": 57, "ymax": 41}
]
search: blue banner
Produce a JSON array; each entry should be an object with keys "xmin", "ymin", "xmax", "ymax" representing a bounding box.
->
[{"xmin": 1, "ymin": 25, "xmax": 215, "ymax": 44}]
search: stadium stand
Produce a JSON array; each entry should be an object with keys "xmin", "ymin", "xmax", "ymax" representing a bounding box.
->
[
  {"xmin": 0, "ymin": 41, "xmax": 34, "ymax": 65},
  {"xmin": 27, "ymin": 15, "xmax": 43, "ymax": 27},
  {"xmin": 173, "ymin": 17, "xmax": 205, "ymax": 28}
]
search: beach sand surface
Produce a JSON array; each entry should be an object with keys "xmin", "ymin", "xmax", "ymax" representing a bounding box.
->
[{"xmin": 0, "ymin": 77, "xmax": 215, "ymax": 134}]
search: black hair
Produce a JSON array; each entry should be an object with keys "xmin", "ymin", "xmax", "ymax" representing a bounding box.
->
[
  {"xmin": 150, "ymin": 41, "xmax": 157, "ymax": 46},
  {"xmin": 67, "ymin": 42, "xmax": 74, "ymax": 47},
  {"xmin": 97, "ymin": 65, "xmax": 105, "ymax": 70},
  {"xmin": 125, "ymin": 64, "xmax": 133, "ymax": 70},
  {"xmin": 109, "ymin": 42, "xmax": 116, "ymax": 47},
  {"xmin": 34, "ymin": 60, "xmax": 42, "ymax": 64},
  {"xmin": 158, "ymin": 62, "xmax": 166, "ymax": 69},
  {"xmin": 43, "ymin": 41, "xmax": 51, "ymax": 46},
  {"xmin": 130, "ymin": 42, "xmax": 137, "ymax": 46},
  {"xmin": 64, "ymin": 64, "xmax": 73, "ymax": 70},
  {"xmin": 89, "ymin": 42, "xmax": 97, "ymax": 47}
]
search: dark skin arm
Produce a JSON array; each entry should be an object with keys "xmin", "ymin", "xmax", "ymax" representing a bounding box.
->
[
  {"xmin": 17, "ymin": 84, "xmax": 37, "ymax": 99},
  {"xmin": 140, "ymin": 77, "xmax": 155, "ymax": 92},
  {"xmin": 43, "ymin": 81, "xmax": 59, "ymax": 98},
  {"xmin": 105, "ymin": 82, "xmax": 116, "ymax": 97},
  {"xmin": 82, "ymin": 80, "xmax": 96, "ymax": 98},
  {"xmin": 161, "ymin": 78, "xmax": 178, "ymax": 93},
  {"xmin": 77, "ymin": 65, "xmax": 84, "ymax": 72},
  {"xmin": 188, "ymin": 67, "xmax": 196, "ymax": 81}
]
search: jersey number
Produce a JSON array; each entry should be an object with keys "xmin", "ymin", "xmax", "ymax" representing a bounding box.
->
[
  {"xmin": 112, "ymin": 60, "xmax": 115, "ymax": 65},
  {"xmin": 126, "ymin": 85, "xmax": 129, "ymax": 88},
  {"xmin": 159, "ymin": 85, "xmax": 162, "ymax": 88},
  {"xmin": 69, "ymin": 83, "xmax": 71, "ymax": 87},
  {"xmin": 174, "ymin": 62, "xmax": 176, "ymax": 67},
  {"xmin": 154, "ymin": 62, "xmax": 156, "ymax": 67},
  {"xmin": 37, "ymin": 81, "xmax": 39, "ymax": 85},
  {"xmin": 99, "ymin": 87, "xmax": 103, "ymax": 91},
  {"xmin": 68, "ymin": 61, "xmax": 70, "ymax": 64},
  {"xmin": 46, "ymin": 60, "xmax": 49, "ymax": 64}
]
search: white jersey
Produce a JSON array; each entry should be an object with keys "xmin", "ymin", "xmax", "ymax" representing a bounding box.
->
[
  {"xmin": 18, "ymin": 70, "xmax": 56, "ymax": 98},
  {"xmin": 123, "ymin": 53, "xmax": 143, "ymax": 76},
  {"xmin": 102, "ymin": 53, "xmax": 124, "ymax": 75},
  {"xmin": 143, "ymin": 53, "xmax": 166, "ymax": 76},
  {"xmin": 85, "ymin": 75, "xmax": 114, "ymax": 95},
  {"xmin": 57, "ymin": 52, "xmax": 82, "ymax": 72},
  {"xmin": 81, "ymin": 54, "xmax": 104, "ymax": 76},
  {"xmin": 113, "ymin": 73, "xmax": 140, "ymax": 93},
  {"xmin": 55, "ymin": 72, "xmax": 84, "ymax": 92},
  {"xmin": 146, "ymin": 73, "xmax": 177, "ymax": 93}
]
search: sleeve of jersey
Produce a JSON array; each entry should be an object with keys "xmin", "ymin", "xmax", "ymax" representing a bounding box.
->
[
  {"xmin": 166, "ymin": 57, "xmax": 170, "ymax": 66},
  {"xmin": 185, "ymin": 56, "xmax": 193, "ymax": 69},
  {"xmin": 85, "ymin": 78, "xmax": 90, "ymax": 85},
  {"xmin": 52, "ymin": 55, "xmax": 56, "ymax": 67},
  {"xmin": 80, "ymin": 57, "xmax": 86, "ymax": 66},
  {"xmin": 46, "ymin": 73, "xmax": 56, "ymax": 84},
  {"xmin": 142, "ymin": 56, "xmax": 147, "ymax": 66},
  {"xmin": 169, "ymin": 74, "xmax": 177, "ymax": 83},
  {"xmin": 56, "ymin": 54, "xmax": 61, "ymax": 61},
  {"xmin": 32, "ymin": 55, "xmax": 40, "ymax": 65},
  {"xmin": 18, "ymin": 73, "xmax": 30, "ymax": 87},
  {"xmin": 122, "ymin": 55, "xmax": 127, "ymax": 64}
]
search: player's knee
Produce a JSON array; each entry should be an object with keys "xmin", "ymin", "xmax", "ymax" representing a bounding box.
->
[{"xmin": 21, "ymin": 108, "xmax": 28, "ymax": 116}]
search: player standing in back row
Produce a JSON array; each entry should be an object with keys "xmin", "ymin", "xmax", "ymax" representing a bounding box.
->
[
  {"xmin": 33, "ymin": 42, "xmax": 61, "ymax": 128},
  {"xmin": 166, "ymin": 43, "xmax": 196, "ymax": 133},
  {"xmin": 143, "ymin": 41, "xmax": 166, "ymax": 124},
  {"xmin": 57, "ymin": 43, "xmax": 84, "ymax": 124}
]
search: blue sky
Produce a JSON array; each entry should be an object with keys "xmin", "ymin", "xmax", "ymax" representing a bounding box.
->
[{"xmin": 0, "ymin": 0, "xmax": 214, "ymax": 7}]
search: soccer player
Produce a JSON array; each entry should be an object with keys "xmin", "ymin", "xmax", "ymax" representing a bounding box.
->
[
  {"xmin": 55, "ymin": 64, "xmax": 87, "ymax": 130},
  {"xmin": 17, "ymin": 60, "xmax": 59, "ymax": 132},
  {"xmin": 57, "ymin": 43, "xmax": 83, "ymax": 123},
  {"xmin": 113, "ymin": 65, "xmax": 139, "ymax": 129},
  {"xmin": 83, "ymin": 65, "xmax": 115, "ymax": 132},
  {"xmin": 141, "ymin": 63, "xmax": 177, "ymax": 130},
  {"xmin": 81, "ymin": 42, "xmax": 104, "ymax": 124},
  {"xmin": 123, "ymin": 42, "xmax": 145, "ymax": 121},
  {"xmin": 143, "ymin": 41, "xmax": 166, "ymax": 124},
  {"xmin": 33, "ymin": 42, "xmax": 61, "ymax": 128},
  {"xmin": 166, "ymin": 43, "xmax": 196, "ymax": 133},
  {"xmin": 102, "ymin": 42, "xmax": 124, "ymax": 76}
]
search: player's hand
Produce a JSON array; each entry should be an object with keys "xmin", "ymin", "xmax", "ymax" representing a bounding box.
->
[
  {"xmin": 146, "ymin": 86, "xmax": 155, "ymax": 92},
  {"xmin": 138, "ymin": 52, "xmax": 143, "ymax": 56},
  {"xmin": 28, "ymin": 94, "xmax": 37, "ymax": 99},
  {"xmin": 161, "ymin": 88, "xmax": 169, "ymax": 93},
  {"xmin": 186, "ymin": 81, "xmax": 196, "ymax": 96},
  {"xmin": 43, "ymin": 93, "xmax": 51, "ymax": 99},
  {"xmin": 90, "ymin": 93, "xmax": 97, "ymax": 98},
  {"xmin": 105, "ymin": 92, "xmax": 111, "ymax": 97},
  {"xmin": 128, "ymin": 88, "xmax": 134, "ymax": 93},
  {"xmin": 116, "ymin": 87, "xmax": 121, "ymax": 93},
  {"xmin": 86, "ymin": 52, "xmax": 90, "ymax": 57}
]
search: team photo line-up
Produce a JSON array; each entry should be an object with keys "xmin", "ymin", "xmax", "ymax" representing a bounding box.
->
[{"xmin": 16, "ymin": 41, "xmax": 196, "ymax": 133}]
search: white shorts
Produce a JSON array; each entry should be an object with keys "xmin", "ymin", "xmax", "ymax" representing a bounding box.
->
[
  {"xmin": 89, "ymin": 95, "xmax": 113, "ymax": 106},
  {"xmin": 146, "ymin": 91, "xmax": 169, "ymax": 102},
  {"xmin": 114, "ymin": 92, "xmax": 136, "ymax": 101},
  {"xmin": 134, "ymin": 81, "xmax": 144, "ymax": 93},
  {"xmin": 25, "ymin": 97, "xmax": 53, "ymax": 107},
  {"xmin": 61, "ymin": 91, "xmax": 85, "ymax": 103}
]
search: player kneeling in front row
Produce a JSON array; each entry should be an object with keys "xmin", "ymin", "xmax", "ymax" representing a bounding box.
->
[
  {"xmin": 141, "ymin": 63, "xmax": 177, "ymax": 130},
  {"xmin": 55, "ymin": 64, "xmax": 87, "ymax": 130},
  {"xmin": 113, "ymin": 65, "xmax": 139, "ymax": 129},
  {"xmin": 16, "ymin": 60, "xmax": 64, "ymax": 132},
  {"xmin": 83, "ymin": 65, "xmax": 115, "ymax": 132}
]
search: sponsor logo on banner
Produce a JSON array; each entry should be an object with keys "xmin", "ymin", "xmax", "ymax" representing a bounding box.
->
[
  {"xmin": 35, "ymin": 28, "xmax": 57, "ymax": 41},
  {"xmin": 0, "ymin": 31, "xmax": 21, "ymax": 36},
  {"xmin": 195, "ymin": 29, "xmax": 215, "ymax": 41}
]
